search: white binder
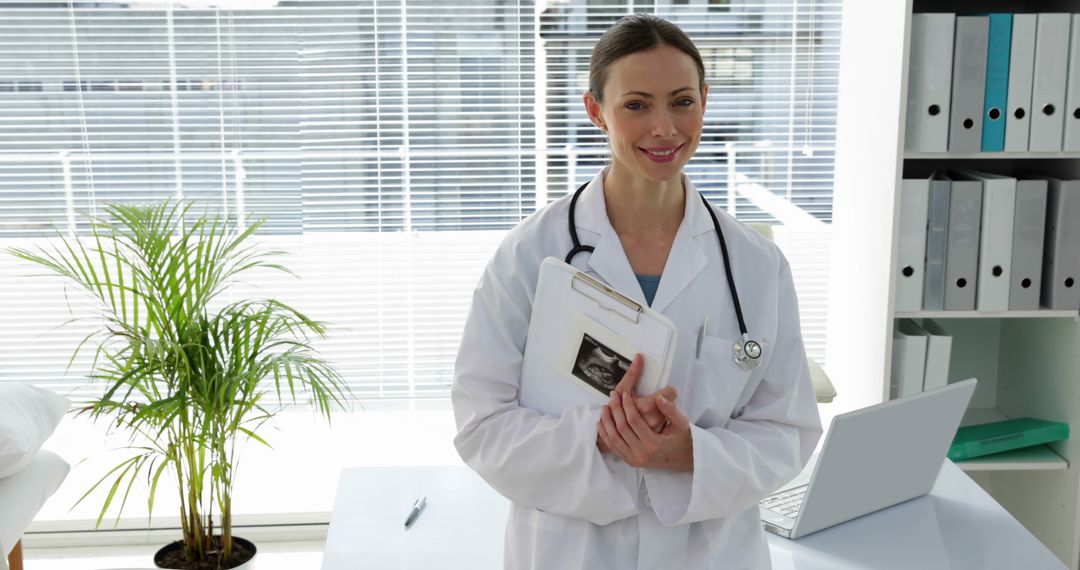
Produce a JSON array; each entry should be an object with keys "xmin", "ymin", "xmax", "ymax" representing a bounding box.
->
[
  {"xmin": 949, "ymin": 16, "xmax": 990, "ymax": 153},
  {"xmin": 1030, "ymin": 14, "xmax": 1071, "ymax": 152},
  {"xmin": 892, "ymin": 321, "xmax": 927, "ymax": 399},
  {"xmin": 1064, "ymin": 15, "xmax": 1080, "ymax": 150},
  {"xmin": 1009, "ymin": 179, "xmax": 1048, "ymax": 310},
  {"xmin": 943, "ymin": 176, "xmax": 983, "ymax": 311},
  {"xmin": 956, "ymin": 170, "xmax": 1015, "ymax": 312},
  {"xmin": 918, "ymin": 319, "xmax": 953, "ymax": 392},
  {"xmin": 896, "ymin": 178, "xmax": 930, "ymax": 311},
  {"xmin": 906, "ymin": 13, "xmax": 955, "ymax": 153},
  {"xmin": 518, "ymin": 257, "xmax": 677, "ymax": 417},
  {"xmin": 1040, "ymin": 178, "xmax": 1080, "ymax": 310},
  {"xmin": 1005, "ymin": 14, "xmax": 1038, "ymax": 152}
]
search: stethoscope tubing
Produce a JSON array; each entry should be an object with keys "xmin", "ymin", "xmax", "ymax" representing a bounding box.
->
[
  {"xmin": 565, "ymin": 180, "xmax": 595, "ymax": 266},
  {"xmin": 563, "ymin": 180, "xmax": 763, "ymax": 370}
]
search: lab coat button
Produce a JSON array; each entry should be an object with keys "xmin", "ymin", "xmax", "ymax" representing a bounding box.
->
[{"xmin": 643, "ymin": 493, "xmax": 652, "ymax": 507}]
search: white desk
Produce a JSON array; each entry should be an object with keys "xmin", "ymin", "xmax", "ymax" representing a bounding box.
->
[
  {"xmin": 322, "ymin": 465, "xmax": 508, "ymax": 570},
  {"xmin": 322, "ymin": 462, "xmax": 1065, "ymax": 569}
]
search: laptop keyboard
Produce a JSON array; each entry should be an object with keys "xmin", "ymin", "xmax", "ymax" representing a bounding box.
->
[{"xmin": 760, "ymin": 484, "xmax": 809, "ymax": 518}]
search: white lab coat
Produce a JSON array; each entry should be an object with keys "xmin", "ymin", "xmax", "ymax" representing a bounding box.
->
[{"xmin": 452, "ymin": 168, "xmax": 822, "ymax": 569}]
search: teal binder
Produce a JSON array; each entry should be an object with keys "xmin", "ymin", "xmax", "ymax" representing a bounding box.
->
[
  {"xmin": 949, "ymin": 417, "xmax": 1069, "ymax": 461},
  {"xmin": 982, "ymin": 13, "xmax": 1013, "ymax": 151}
]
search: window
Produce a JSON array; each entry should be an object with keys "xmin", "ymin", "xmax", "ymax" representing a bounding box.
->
[{"xmin": 0, "ymin": 0, "xmax": 840, "ymax": 401}]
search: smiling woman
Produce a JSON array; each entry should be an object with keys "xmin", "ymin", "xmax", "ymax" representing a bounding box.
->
[
  {"xmin": 452, "ymin": 13, "xmax": 823, "ymax": 570},
  {"xmin": 583, "ymin": 42, "xmax": 708, "ymax": 276}
]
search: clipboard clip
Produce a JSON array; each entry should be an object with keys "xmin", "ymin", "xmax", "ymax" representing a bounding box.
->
[{"xmin": 570, "ymin": 271, "xmax": 642, "ymax": 324}]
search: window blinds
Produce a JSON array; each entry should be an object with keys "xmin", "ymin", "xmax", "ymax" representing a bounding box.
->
[{"xmin": 0, "ymin": 0, "xmax": 840, "ymax": 401}]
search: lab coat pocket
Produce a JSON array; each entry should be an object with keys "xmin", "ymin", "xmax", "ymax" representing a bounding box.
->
[
  {"xmin": 507, "ymin": 504, "xmax": 589, "ymax": 568},
  {"xmin": 689, "ymin": 335, "xmax": 761, "ymax": 428}
]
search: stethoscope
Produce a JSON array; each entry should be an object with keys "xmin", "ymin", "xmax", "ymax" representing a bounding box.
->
[{"xmin": 564, "ymin": 181, "xmax": 763, "ymax": 370}]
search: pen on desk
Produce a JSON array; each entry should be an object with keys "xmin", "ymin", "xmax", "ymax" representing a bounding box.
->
[
  {"xmin": 696, "ymin": 315, "xmax": 708, "ymax": 359},
  {"xmin": 404, "ymin": 496, "xmax": 427, "ymax": 529}
]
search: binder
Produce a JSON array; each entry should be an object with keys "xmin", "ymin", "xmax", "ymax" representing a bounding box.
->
[
  {"xmin": 892, "ymin": 321, "xmax": 928, "ymax": 398},
  {"xmin": 949, "ymin": 16, "xmax": 990, "ymax": 153},
  {"xmin": 518, "ymin": 257, "xmax": 677, "ymax": 416},
  {"xmin": 1005, "ymin": 14, "xmax": 1037, "ymax": 152},
  {"xmin": 949, "ymin": 417, "xmax": 1070, "ymax": 461},
  {"xmin": 943, "ymin": 175, "xmax": 983, "ymax": 311},
  {"xmin": 1040, "ymin": 178, "xmax": 1080, "ymax": 310},
  {"xmin": 919, "ymin": 319, "xmax": 953, "ymax": 391},
  {"xmin": 1029, "ymin": 14, "xmax": 1071, "ymax": 152},
  {"xmin": 1009, "ymin": 179, "xmax": 1048, "ymax": 310},
  {"xmin": 906, "ymin": 13, "xmax": 955, "ymax": 153},
  {"xmin": 897, "ymin": 178, "xmax": 930, "ymax": 311},
  {"xmin": 1064, "ymin": 15, "xmax": 1080, "ymax": 150},
  {"xmin": 924, "ymin": 174, "xmax": 951, "ymax": 310},
  {"xmin": 981, "ymin": 14, "xmax": 1013, "ymax": 152},
  {"xmin": 956, "ymin": 170, "xmax": 1015, "ymax": 312}
]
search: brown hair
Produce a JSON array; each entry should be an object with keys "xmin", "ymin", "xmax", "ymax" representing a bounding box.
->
[{"xmin": 588, "ymin": 14, "xmax": 706, "ymax": 103}]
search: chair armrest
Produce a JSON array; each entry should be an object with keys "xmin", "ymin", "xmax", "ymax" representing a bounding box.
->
[{"xmin": 808, "ymin": 358, "xmax": 836, "ymax": 404}]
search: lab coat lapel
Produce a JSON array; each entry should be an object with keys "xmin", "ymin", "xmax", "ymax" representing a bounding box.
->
[
  {"xmin": 649, "ymin": 178, "xmax": 712, "ymax": 314},
  {"xmin": 589, "ymin": 227, "xmax": 644, "ymax": 306},
  {"xmin": 576, "ymin": 170, "xmax": 646, "ymax": 306}
]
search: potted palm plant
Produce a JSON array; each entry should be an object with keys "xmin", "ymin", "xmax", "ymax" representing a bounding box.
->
[{"xmin": 10, "ymin": 201, "xmax": 349, "ymax": 569}]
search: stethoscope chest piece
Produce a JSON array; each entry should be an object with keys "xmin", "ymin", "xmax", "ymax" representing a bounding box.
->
[{"xmin": 732, "ymin": 335, "xmax": 763, "ymax": 370}]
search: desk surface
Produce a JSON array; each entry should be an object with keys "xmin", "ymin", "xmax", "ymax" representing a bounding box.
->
[
  {"xmin": 322, "ymin": 461, "xmax": 1064, "ymax": 570},
  {"xmin": 767, "ymin": 461, "xmax": 1064, "ymax": 569}
]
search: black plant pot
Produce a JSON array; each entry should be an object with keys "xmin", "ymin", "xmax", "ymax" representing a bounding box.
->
[{"xmin": 153, "ymin": 535, "xmax": 257, "ymax": 570}]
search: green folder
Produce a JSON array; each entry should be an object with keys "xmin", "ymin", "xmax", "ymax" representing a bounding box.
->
[{"xmin": 948, "ymin": 417, "xmax": 1070, "ymax": 462}]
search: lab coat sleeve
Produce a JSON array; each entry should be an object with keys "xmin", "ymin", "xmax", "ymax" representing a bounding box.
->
[
  {"xmin": 645, "ymin": 256, "xmax": 823, "ymax": 526},
  {"xmin": 451, "ymin": 258, "xmax": 639, "ymax": 526}
]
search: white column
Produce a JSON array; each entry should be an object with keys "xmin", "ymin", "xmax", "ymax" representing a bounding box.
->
[{"xmin": 825, "ymin": 0, "xmax": 910, "ymax": 413}]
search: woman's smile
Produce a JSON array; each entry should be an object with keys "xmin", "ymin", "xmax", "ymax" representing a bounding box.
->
[{"xmin": 640, "ymin": 143, "xmax": 685, "ymax": 163}]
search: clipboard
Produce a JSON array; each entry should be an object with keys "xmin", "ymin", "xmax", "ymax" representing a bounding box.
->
[{"xmin": 518, "ymin": 257, "xmax": 677, "ymax": 417}]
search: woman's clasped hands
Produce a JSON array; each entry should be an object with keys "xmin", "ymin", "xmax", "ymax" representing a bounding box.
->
[{"xmin": 596, "ymin": 354, "xmax": 694, "ymax": 472}]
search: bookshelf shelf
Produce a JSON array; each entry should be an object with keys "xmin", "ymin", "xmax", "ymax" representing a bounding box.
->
[
  {"xmin": 895, "ymin": 310, "xmax": 1079, "ymax": 319},
  {"xmin": 956, "ymin": 445, "xmax": 1069, "ymax": 472},
  {"xmin": 905, "ymin": 151, "xmax": 1080, "ymax": 159}
]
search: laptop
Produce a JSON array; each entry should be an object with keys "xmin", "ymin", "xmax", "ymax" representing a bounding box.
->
[{"xmin": 760, "ymin": 378, "xmax": 977, "ymax": 539}]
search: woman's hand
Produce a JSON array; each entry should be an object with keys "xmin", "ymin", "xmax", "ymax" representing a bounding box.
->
[
  {"xmin": 619, "ymin": 354, "xmax": 678, "ymax": 426},
  {"xmin": 598, "ymin": 388, "xmax": 694, "ymax": 472},
  {"xmin": 596, "ymin": 354, "xmax": 675, "ymax": 452},
  {"xmin": 596, "ymin": 355, "xmax": 676, "ymax": 453},
  {"xmin": 614, "ymin": 354, "xmax": 678, "ymax": 429},
  {"xmin": 591, "ymin": 386, "xmax": 673, "ymax": 453}
]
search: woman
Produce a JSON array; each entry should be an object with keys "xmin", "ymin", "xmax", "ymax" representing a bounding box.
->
[{"xmin": 452, "ymin": 14, "xmax": 822, "ymax": 569}]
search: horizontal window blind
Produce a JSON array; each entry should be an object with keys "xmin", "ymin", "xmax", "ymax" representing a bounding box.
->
[{"xmin": 0, "ymin": 0, "xmax": 839, "ymax": 401}]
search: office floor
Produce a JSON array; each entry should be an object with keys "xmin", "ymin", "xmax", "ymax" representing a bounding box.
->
[{"xmin": 24, "ymin": 541, "xmax": 324, "ymax": 569}]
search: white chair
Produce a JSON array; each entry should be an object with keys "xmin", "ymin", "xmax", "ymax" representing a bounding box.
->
[{"xmin": 0, "ymin": 450, "xmax": 69, "ymax": 570}]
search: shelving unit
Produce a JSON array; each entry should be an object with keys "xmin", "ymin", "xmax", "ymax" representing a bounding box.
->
[{"xmin": 829, "ymin": 1, "xmax": 1080, "ymax": 567}]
